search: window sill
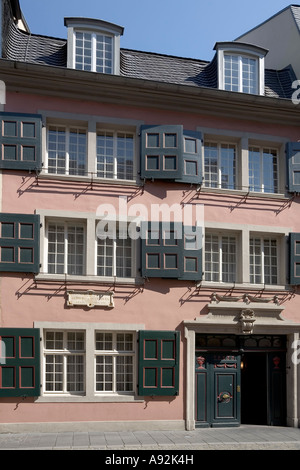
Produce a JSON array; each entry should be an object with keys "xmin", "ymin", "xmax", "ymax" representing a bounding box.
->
[
  {"xmin": 35, "ymin": 274, "xmax": 144, "ymax": 285},
  {"xmin": 199, "ymin": 281, "xmax": 290, "ymax": 291},
  {"xmin": 36, "ymin": 394, "xmax": 143, "ymax": 403},
  {"xmin": 38, "ymin": 172, "xmax": 141, "ymax": 187},
  {"xmin": 200, "ymin": 186, "xmax": 287, "ymax": 199}
]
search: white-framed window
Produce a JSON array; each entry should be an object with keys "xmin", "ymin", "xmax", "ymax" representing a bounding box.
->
[
  {"xmin": 205, "ymin": 233, "xmax": 237, "ymax": 283},
  {"xmin": 47, "ymin": 221, "xmax": 85, "ymax": 275},
  {"xmin": 250, "ymin": 237, "xmax": 278, "ymax": 285},
  {"xmin": 96, "ymin": 130, "xmax": 134, "ymax": 180},
  {"xmin": 36, "ymin": 322, "xmax": 141, "ymax": 402},
  {"xmin": 215, "ymin": 42, "xmax": 267, "ymax": 96},
  {"xmin": 44, "ymin": 330, "xmax": 85, "ymax": 394},
  {"xmin": 97, "ymin": 232, "xmax": 132, "ymax": 278},
  {"xmin": 95, "ymin": 332, "xmax": 134, "ymax": 393},
  {"xmin": 204, "ymin": 141, "xmax": 236, "ymax": 189},
  {"xmin": 44, "ymin": 115, "xmax": 138, "ymax": 183},
  {"xmin": 248, "ymin": 146, "xmax": 278, "ymax": 193},
  {"xmin": 38, "ymin": 210, "xmax": 139, "ymax": 283},
  {"xmin": 74, "ymin": 31, "xmax": 113, "ymax": 74},
  {"xmin": 47, "ymin": 125, "xmax": 87, "ymax": 176},
  {"xmin": 65, "ymin": 18, "xmax": 124, "ymax": 75},
  {"xmin": 224, "ymin": 54, "xmax": 258, "ymax": 94}
]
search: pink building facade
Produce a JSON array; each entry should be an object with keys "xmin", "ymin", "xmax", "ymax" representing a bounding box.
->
[{"xmin": 0, "ymin": 1, "xmax": 300, "ymax": 431}]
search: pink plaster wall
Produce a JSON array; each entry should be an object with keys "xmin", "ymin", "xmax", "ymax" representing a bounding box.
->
[{"xmin": 1, "ymin": 91, "xmax": 300, "ymax": 425}]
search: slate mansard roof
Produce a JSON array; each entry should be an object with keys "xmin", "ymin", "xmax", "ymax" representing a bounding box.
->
[{"xmin": 2, "ymin": 15, "xmax": 297, "ymax": 100}]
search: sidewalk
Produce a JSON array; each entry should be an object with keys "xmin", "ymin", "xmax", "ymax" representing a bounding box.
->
[{"xmin": 0, "ymin": 425, "xmax": 299, "ymax": 450}]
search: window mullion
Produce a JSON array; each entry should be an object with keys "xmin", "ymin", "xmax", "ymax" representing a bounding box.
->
[
  {"xmin": 64, "ymin": 223, "xmax": 68, "ymax": 275},
  {"xmin": 261, "ymin": 238, "xmax": 265, "ymax": 284},
  {"xmin": 238, "ymin": 55, "xmax": 243, "ymax": 92},
  {"xmin": 219, "ymin": 236, "xmax": 223, "ymax": 282},
  {"xmin": 92, "ymin": 33, "xmax": 96, "ymax": 72},
  {"xmin": 113, "ymin": 132, "xmax": 118, "ymax": 180}
]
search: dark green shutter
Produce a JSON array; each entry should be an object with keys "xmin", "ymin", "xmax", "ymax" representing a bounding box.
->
[
  {"xmin": 179, "ymin": 225, "xmax": 202, "ymax": 281},
  {"xmin": 141, "ymin": 222, "xmax": 202, "ymax": 281},
  {"xmin": 287, "ymin": 142, "xmax": 300, "ymax": 193},
  {"xmin": 0, "ymin": 328, "xmax": 40, "ymax": 397},
  {"xmin": 0, "ymin": 112, "xmax": 42, "ymax": 171},
  {"xmin": 140, "ymin": 125, "xmax": 183, "ymax": 180},
  {"xmin": 0, "ymin": 213, "xmax": 40, "ymax": 273},
  {"xmin": 141, "ymin": 221, "xmax": 182, "ymax": 278},
  {"xmin": 138, "ymin": 330, "xmax": 180, "ymax": 396},
  {"xmin": 176, "ymin": 130, "xmax": 203, "ymax": 184},
  {"xmin": 290, "ymin": 233, "xmax": 300, "ymax": 285}
]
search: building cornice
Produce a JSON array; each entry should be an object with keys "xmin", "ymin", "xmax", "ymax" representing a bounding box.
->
[{"xmin": 1, "ymin": 59, "xmax": 300, "ymax": 125}]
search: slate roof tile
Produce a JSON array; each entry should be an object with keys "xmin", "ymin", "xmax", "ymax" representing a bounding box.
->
[{"xmin": 2, "ymin": 17, "xmax": 296, "ymax": 100}]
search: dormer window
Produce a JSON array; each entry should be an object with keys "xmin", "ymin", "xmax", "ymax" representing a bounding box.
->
[
  {"xmin": 65, "ymin": 18, "xmax": 124, "ymax": 75},
  {"xmin": 215, "ymin": 42, "xmax": 268, "ymax": 95}
]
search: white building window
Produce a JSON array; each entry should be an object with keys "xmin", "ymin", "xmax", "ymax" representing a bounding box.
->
[
  {"xmin": 97, "ymin": 234, "xmax": 132, "ymax": 278},
  {"xmin": 224, "ymin": 54, "xmax": 258, "ymax": 94},
  {"xmin": 65, "ymin": 18, "xmax": 124, "ymax": 75},
  {"xmin": 215, "ymin": 42, "xmax": 267, "ymax": 96},
  {"xmin": 44, "ymin": 330, "xmax": 85, "ymax": 394},
  {"xmin": 95, "ymin": 332, "xmax": 134, "ymax": 393},
  {"xmin": 204, "ymin": 141, "xmax": 236, "ymax": 189},
  {"xmin": 47, "ymin": 125, "xmax": 87, "ymax": 176},
  {"xmin": 248, "ymin": 146, "xmax": 278, "ymax": 193},
  {"xmin": 250, "ymin": 237, "xmax": 278, "ymax": 284},
  {"xmin": 96, "ymin": 130, "xmax": 134, "ymax": 180},
  {"xmin": 205, "ymin": 233, "xmax": 237, "ymax": 283},
  {"xmin": 75, "ymin": 31, "xmax": 113, "ymax": 74},
  {"xmin": 47, "ymin": 221, "xmax": 85, "ymax": 275}
]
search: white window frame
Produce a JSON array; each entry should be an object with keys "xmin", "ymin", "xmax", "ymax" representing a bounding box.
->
[
  {"xmin": 42, "ymin": 111, "xmax": 141, "ymax": 184},
  {"xmin": 65, "ymin": 18, "xmax": 124, "ymax": 75},
  {"xmin": 204, "ymin": 140, "xmax": 237, "ymax": 189},
  {"xmin": 35, "ymin": 322, "xmax": 143, "ymax": 403},
  {"xmin": 249, "ymin": 235, "xmax": 279, "ymax": 285},
  {"xmin": 248, "ymin": 145, "xmax": 279, "ymax": 194},
  {"xmin": 74, "ymin": 30, "xmax": 114, "ymax": 74},
  {"xmin": 199, "ymin": 127, "xmax": 286, "ymax": 196},
  {"xmin": 96, "ymin": 129, "xmax": 135, "ymax": 181},
  {"xmin": 201, "ymin": 221, "xmax": 289, "ymax": 290},
  {"xmin": 43, "ymin": 330, "xmax": 85, "ymax": 396},
  {"xmin": 204, "ymin": 230, "xmax": 239, "ymax": 283},
  {"xmin": 46, "ymin": 219, "xmax": 86, "ymax": 276},
  {"xmin": 95, "ymin": 331, "xmax": 135, "ymax": 395},
  {"xmin": 36, "ymin": 209, "xmax": 140, "ymax": 285},
  {"xmin": 46, "ymin": 124, "xmax": 87, "ymax": 176},
  {"xmin": 215, "ymin": 42, "xmax": 267, "ymax": 96}
]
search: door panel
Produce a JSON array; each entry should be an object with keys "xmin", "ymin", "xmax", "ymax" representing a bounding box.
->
[{"xmin": 195, "ymin": 353, "xmax": 241, "ymax": 427}]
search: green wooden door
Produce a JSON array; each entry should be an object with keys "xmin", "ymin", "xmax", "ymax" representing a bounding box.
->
[{"xmin": 195, "ymin": 353, "xmax": 241, "ymax": 427}]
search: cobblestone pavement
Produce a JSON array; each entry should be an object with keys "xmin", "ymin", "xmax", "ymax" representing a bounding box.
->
[{"xmin": 0, "ymin": 425, "xmax": 299, "ymax": 450}]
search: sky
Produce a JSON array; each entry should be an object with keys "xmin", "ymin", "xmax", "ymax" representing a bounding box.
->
[{"xmin": 19, "ymin": 1, "xmax": 295, "ymax": 61}]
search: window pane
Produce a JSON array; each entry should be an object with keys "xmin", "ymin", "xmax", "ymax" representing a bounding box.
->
[
  {"xmin": 67, "ymin": 225, "xmax": 85, "ymax": 275},
  {"xmin": 95, "ymin": 356, "xmax": 113, "ymax": 391},
  {"xmin": 205, "ymin": 234, "xmax": 219, "ymax": 281},
  {"xmin": 69, "ymin": 129, "xmax": 87, "ymax": 176},
  {"xmin": 47, "ymin": 127, "xmax": 66, "ymax": 174},
  {"xmin": 75, "ymin": 32, "xmax": 92, "ymax": 71},
  {"xmin": 249, "ymin": 147, "xmax": 278, "ymax": 193},
  {"xmin": 116, "ymin": 356, "xmax": 133, "ymax": 392},
  {"xmin": 97, "ymin": 230, "xmax": 132, "ymax": 278},
  {"xmin": 204, "ymin": 142, "xmax": 235, "ymax": 189},
  {"xmin": 97, "ymin": 131, "xmax": 134, "ymax": 180},
  {"xmin": 45, "ymin": 354, "xmax": 63, "ymax": 391},
  {"xmin": 67, "ymin": 355, "xmax": 84, "ymax": 392},
  {"xmin": 95, "ymin": 332, "xmax": 113, "ymax": 350}
]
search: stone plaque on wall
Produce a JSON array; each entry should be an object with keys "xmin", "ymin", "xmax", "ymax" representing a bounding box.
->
[{"xmin": 67, "ymin": 290, "xmax": 114, "ymax": 308}]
